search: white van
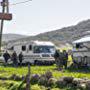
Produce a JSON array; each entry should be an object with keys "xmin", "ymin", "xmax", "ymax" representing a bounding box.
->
[
  {"xmin": 6, "ymin": 41, "xmax": 56, "ymax": 64},
  {"xmin": 72, "ymin": 36, "xmax": 90, "ymax": 66}
]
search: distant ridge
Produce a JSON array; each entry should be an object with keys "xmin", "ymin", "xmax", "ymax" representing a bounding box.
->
[
  {"xmin": 4, "ymin": 19, "xmax": 90, "ymax": 46},
  {"xmin": 2, "ymin": 34, "xmax": 27, "ymax": 42}
]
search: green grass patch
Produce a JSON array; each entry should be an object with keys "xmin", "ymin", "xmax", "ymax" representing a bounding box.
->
[{"xmin": 0, "ymin": 64, "xmax": 90, "ymax": 90}]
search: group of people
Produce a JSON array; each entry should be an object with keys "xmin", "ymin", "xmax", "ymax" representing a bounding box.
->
[
  {"xmin": 3, "ymin": 51, "xmax": 24, "ymax": 66},
  {"xmin": 3, "ymin": 49, "xmax": 68, "ymax": 68},
  {"xmin": 54, "ymin": 50, "xmax": 68, "ymax": 70}
]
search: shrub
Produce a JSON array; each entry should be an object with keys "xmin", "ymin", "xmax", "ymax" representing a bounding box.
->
[
  {"xmin": 38, "ymin": 74, "xmax": 48, "ymax": 86},
  {"xmin": 30, "ymin": 74, "xmax": 40, "ymax": 85},
  {"xmin": 63, "ymin": 77, "xmax": 74, "ymax": 83},
  {"xmin": 45, "ymin": 71, "xmax": 53, "ymax": 79},
  {"xmin": 47, "ymin": 78, "xmax": 57, "ymax": 87},
  {"xmin": 9, "ymin": 74, "xmax": 22, "ymax": 81}
]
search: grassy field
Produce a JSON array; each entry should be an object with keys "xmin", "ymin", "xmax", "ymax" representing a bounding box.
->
[
  {"xmin": 0, "ymin": 48, "xmax": 89, "ymax": 90},
  {"xmin": 0, "ymin": 63, "xmax": 90, "ymax": 90},
  {"xmin": 0, "ymin": 63, "xmax": 90, "ymax": 79},
  {"xmin": 0, "ymin": 47, "xmax": 88, "ymax": 90}
]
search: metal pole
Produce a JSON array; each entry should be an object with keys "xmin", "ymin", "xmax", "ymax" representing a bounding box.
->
[
  {"xmin": 26, "ymin": 64, "xmax": 31, "ymax": 90},
  {"xmin": 0, "ymin": 0, "xmax": 6, "ymax": 53},
  {"xmin": 6, "ymin": 0, "xmax": 9, "ymax": 13}
]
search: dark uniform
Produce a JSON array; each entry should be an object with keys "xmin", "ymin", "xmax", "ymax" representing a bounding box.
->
[
  {"xmin": 54, "ymin": 50, "xmax": 63, "ymax": 70},
  {"xmin": 63, "ymin": 50, "xmax": 68, "ymax": 69},
  {"xmin": 11, "ymin": 51, "xmax": 18, "ymax": 67},
  {"xmin": 18, "ymin": 52, "xmax": 23, "ymax": 66},
  {"xmin": 3, "ymin": 51, "xmax": 10, "ymax": 65},
  {"xmin": 59, "ymin": 52, "xmax": 64, "ymax": 70}
]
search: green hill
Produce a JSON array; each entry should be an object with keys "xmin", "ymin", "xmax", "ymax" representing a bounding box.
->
[{"xmin": 7, "ymin": 19, "xmax": 90, "ymax": 46}]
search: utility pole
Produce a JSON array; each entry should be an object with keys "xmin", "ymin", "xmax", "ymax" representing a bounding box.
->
[
  {"xmin": 0, "ymin": 0, "xmax": 6, "ymax": 53},
  {"xmin": 0, "ymin": 0, "xmax": 12, "ymax": 53}
]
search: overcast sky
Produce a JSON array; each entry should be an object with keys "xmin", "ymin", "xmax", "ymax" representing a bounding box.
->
[{"xmin": 1, "ymin": 0, "xmax": 90, "ymax": 35}]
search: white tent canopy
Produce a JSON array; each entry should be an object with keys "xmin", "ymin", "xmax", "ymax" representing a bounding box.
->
[{"xmin": 73, "ymin": 36, "xmax": 90, "ymax": 44}]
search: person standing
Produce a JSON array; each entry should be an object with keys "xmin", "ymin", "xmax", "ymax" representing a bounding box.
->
[
  {"xmin": 59, "ymin": 51, "xmax": 64, "ymax": 70},
  {"xmin": 18, "ymin": 52, "xmax": 23, "ymax": 66},
  {"xmin": 11, "ymin": 51, "xmax": 18, "ymax": 67},
  {"xmin": 54, "ymin": 50, "xmax": 60, "ymax": 69},
  {"xmin": 3, "ymin": 51, "xmax": 10, "ymax": 65},
  {"xmin": 54, "ymin": 50, "xmax": 63, "ymax": 70},
  {"xmin": 63, "ymin": 50, "xmax": 68, "ymax": 69}
]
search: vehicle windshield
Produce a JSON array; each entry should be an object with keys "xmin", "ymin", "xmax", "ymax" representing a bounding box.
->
[
  {"xmin": 33, "ymin": 46, "xmax": 55, "ymax": 53},
  {"xmin": 75, "ymin": 43, "xmax": 83, "ymax": 48}
]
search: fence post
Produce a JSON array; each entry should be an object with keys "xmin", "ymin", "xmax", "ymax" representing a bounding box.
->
[{"xmin": 26, "ymin": 63, "xmax": 31, "ymax": 90}]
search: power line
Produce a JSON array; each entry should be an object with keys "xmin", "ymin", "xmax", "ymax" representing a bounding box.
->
[
  {"xmin": 0, "ymin": 0, "xmax": 32, "ymax": 7},
  {"xmin": 10, "ymin": 0, "xmax": 32, "ymax": 6}
]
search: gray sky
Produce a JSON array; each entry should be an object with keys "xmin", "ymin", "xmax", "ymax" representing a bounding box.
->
[{"xmin": 1, "ymin": 0, "xmax": 90, "ymax": 35}]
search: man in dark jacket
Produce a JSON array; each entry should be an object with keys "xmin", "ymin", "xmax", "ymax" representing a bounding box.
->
[
  {"xmin": 54, "ymin": 50, "xmax": 63, "ymax": 70},
  {"xmin": 63, "ymin": 50, "xmax": 68, "ymax": 69},
  {"xmin": 11, "ymin": 51, "xmax": 18, "ymax": 67},
  {"xmin": 18, "ymin": 52, "xmax": 23, "ymax": 66},
  {"xmin": 3, "ymin": 51, "xmax": 10, "ymax": 65}
]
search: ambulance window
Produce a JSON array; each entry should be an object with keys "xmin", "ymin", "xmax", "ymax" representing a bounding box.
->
[
  {"xmin": 9, "ymin": 46, "xmax": 14, "ymax": 50},
  {"xmin": 11, "ymin": 46, "xmax": 14, "ymax": 50},
  {"xmin": 76, "ymin": 43, "xmax": 80, "ymax": 48},
  {"xmin": 76, "ymin": 43, "xmax": 83, "ymax": 48},
  {"xmin": 22, "ymin": 46, "xmax": 26, "ymax": 51},
  {"xmin": 29, "ymin": 45, "xmax": 32, "ymax": 50}
]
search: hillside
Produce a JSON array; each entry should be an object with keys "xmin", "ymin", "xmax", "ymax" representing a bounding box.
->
[
  {"xmin": 2, "ymin": 34, "xmax": 27, "ymax": 42},
  {"xmin": 7, "ymin": 19, "xmax": 90, "ymax": 46}
]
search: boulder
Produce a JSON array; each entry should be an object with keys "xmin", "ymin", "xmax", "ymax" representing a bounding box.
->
[
  {"xmin": 63, "ymin": 77, "xmax": 74, "ymax": 83},
  {"xmin": 56, "ymin": 79, "xmax": 67, "ymax": 88}
]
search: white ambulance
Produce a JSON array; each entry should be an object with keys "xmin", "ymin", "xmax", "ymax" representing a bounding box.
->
[
  {"xmin": 72, "ymin": 36, "xmax": 90, "ymax": 66},
  {"xmin": 6, "ymin": 40, "xmax": 56, "ymax": 64}
]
